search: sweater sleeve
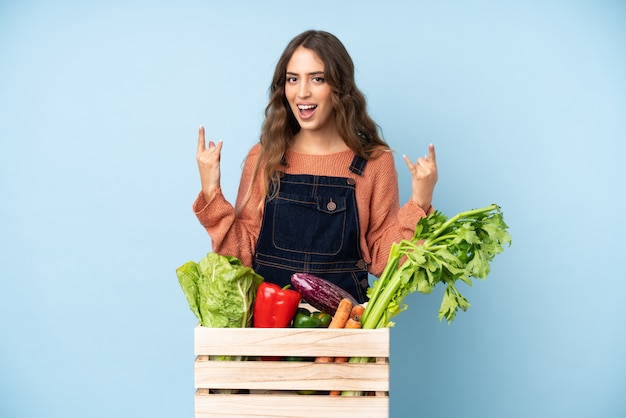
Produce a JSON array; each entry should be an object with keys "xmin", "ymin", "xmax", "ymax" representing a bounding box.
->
[
  {"xmin": 192, "ymin": 144, "xmax": 264, "ymax": 267},
  {"xmin": 363, "ymin": 151, "xmax": 431, "ymax": 277}
]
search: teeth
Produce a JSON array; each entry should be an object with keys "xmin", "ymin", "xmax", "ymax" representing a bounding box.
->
[{"xmin": 298, "ymin": 104, "xmax": 317, "ymax": 110}]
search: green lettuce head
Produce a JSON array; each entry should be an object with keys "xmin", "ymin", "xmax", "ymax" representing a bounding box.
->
[{"xmin": 176, "ymin": 253, "xmax": 263, "ymax": 328}]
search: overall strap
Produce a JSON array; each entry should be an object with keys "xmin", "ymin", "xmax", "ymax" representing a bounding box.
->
[{"xmin": 349, "ymin": 155, "xmax": 368, "ymax": 176}]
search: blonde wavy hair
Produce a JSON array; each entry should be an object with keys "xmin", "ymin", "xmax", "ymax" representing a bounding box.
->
[{"xmin": 239, "ymin": 30, "xmax": 389, "ymax": 214}]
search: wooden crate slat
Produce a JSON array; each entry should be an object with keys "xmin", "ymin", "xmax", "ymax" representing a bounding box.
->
[
  {"xmin": 194, "ymin": 326, "xmax": 389, "ymax": 357},
  {"xmin": 195, "ymin": 392, "xmax": 389, "ymax": 418},
  {"xmin": 195, "ymin": 359, "xmax": 389, "ymax": 391}
]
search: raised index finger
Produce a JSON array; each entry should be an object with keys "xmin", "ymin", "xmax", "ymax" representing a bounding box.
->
[{"xmin": 197, "ymin": 125, "xmax": 206, "ymax": 154}]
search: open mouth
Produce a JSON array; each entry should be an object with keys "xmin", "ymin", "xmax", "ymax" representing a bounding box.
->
[{"xmin": 297, "ymin": 104, "xmax": 317, "ymax": 118}]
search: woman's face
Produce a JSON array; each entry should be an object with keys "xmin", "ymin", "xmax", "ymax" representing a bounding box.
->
[{"xmin": 285, "ymin": 46, "xmax": 335, "ymax": 135}]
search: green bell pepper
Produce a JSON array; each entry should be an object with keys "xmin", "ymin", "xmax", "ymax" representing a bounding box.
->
[
  {"xmin": 293, "ymin": 308, "xmax": 331, "ymax": 328},
  {"xmin": 312, "ymin": 311, "xmax": 332, "ymax": 327}
]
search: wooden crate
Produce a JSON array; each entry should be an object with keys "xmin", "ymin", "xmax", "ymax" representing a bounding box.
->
[{"xmin": 194, "ymin": 325, "xmax": 390, "ymax": 418}]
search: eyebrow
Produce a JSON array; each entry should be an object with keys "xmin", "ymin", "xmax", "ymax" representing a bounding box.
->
[{"xmin": 286, "ymin": 71, "xmax": 325, "ymax": 76}]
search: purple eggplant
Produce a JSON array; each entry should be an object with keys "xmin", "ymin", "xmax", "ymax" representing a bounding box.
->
[{"xmin": 291, "ymin": 273, "xmax": 358, "ymax": 315}]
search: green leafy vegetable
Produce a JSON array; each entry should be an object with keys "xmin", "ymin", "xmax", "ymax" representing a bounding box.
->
[
  {"xmin": 342, "ymin": 204, "xmax": 511, "ymax": 396},
  {"xmin": 177, "ymin": 253, "xmax": 263, "ymax": 393},
  {"xmin": 362, "ymin": 203, "xmax": 511, "ymax": 327},
  {"xmin": 176, "ymin": 252, "xmax": 263, "ymax": 328}
]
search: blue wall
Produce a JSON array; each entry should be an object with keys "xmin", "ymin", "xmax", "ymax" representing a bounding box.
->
[{"xmin": 1, "ymin": 1, "xmax": 624, "ymax": 417}]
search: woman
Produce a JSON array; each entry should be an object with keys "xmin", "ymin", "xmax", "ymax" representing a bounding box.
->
[{"xmin": 193, "ymin": 30, "xmax": 438, "ymax": 303}]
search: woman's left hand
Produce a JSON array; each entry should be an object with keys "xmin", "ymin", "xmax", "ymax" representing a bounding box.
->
[{"xmin": 403, "ymin": 144, "xmax": 438, "ymax": 212}]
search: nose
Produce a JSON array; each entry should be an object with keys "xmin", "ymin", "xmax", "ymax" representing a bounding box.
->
[{"xmin": 297, "ymin": 80, "xmax": 310, "ymax": 98}]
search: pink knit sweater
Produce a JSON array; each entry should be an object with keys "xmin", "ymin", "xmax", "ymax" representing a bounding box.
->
[{"xmin": 193, "ymin": 143, "xmax": 431, "ymax": 277}]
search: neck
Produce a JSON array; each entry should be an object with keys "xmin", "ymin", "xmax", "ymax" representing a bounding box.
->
[{"xmin": 291, "ymin": 126, "xmax": 348, "ymax": 155}]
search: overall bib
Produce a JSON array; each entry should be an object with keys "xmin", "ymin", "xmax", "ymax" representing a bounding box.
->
[{"xmin": 253, "ymin": 155, "xmax": 370, "ymax": 303}]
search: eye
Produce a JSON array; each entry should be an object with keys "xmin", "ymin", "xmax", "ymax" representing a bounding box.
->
[
  {"xmin": 286, "ymin": 76, "xmax": 297, "ymax": 83},
  {"xmin": 312, "ymin": 76, "xmax": 325, "ymax": 83}
]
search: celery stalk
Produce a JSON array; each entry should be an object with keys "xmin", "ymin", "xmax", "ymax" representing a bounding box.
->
[{"xmin": 342, "ymin": 204, "xmax": 511, "ymax": 396}]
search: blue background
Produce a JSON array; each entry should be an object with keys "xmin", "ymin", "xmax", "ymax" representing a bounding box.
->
[{"xmin": 1, "ymin": 1, "xmax": 625, "ymax": 417}]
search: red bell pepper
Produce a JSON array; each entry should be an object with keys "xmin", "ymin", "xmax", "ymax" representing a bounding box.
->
[{"xmin": 253, "ymin": 282, "xmax": 302, "ymax": 328}]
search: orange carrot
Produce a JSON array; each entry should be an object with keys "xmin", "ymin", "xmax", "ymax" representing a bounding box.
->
[
  {"xmin": 315, "ymin": 298, "xmax": 353, "ymax": 364},
  {"xmin": 331, "ymin": 318, "xmax": 362, "ymax": 370},
  {"xmin": 328, "ymin": 298, "xmax": 353, "ymax": 328},
  {"xmin": 349, "ymin": 304, "xmax": 365, "ymax": 322},
  {"xmin": 333, "ymin": 353, "xmax": 350, "ymax": 370},
  {"xmin": 344, "ymin": 318, "xmax": 362, "ymax": 329}
]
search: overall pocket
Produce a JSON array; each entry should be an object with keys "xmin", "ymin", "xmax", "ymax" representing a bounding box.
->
[{"xmin": 271, "ymin": 194, "xmax": 347, "ymax": 255}]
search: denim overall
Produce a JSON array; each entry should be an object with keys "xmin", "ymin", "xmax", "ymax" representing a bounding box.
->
[{"xmin": 253, "ymin": 155, "xmax": 370, "ymax": 303}]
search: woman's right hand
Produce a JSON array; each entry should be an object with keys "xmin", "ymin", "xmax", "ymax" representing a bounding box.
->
[{"xmin": 196, "ymin": 125, "xmax": 223, "ymax": 202}]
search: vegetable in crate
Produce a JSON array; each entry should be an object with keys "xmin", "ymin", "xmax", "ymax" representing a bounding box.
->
[
  {"xmin": 253, "ymin": 283, "xmax": 301, "ymax": 328},
  {"xmin": 342, "ymin": 204, "xmax": 511, "ymax": 397},
  {"xmin": 293, "ymin": 307, "xmax": 332, "ymax": 328},
  {"xmin": 176, "ymin": 252, "xmax": 263, "ymax": 328},
  {"xmin": 362, "ymin": 203, "xmax": 512, "ymax": 328},
  {"xmin": 291, "ymin": 273, "xmax": 357, "ymax": 315},
  {"xmin": 312, "ymin": 311, "xmax": 333, "ymax": 328},
  {"xmin": 177, "ymin": 253, "xmax": 263, "ymax": 394},
  {"xmin": 252, "ymin": 282, "xmax": 301, "ymax": 361}
]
